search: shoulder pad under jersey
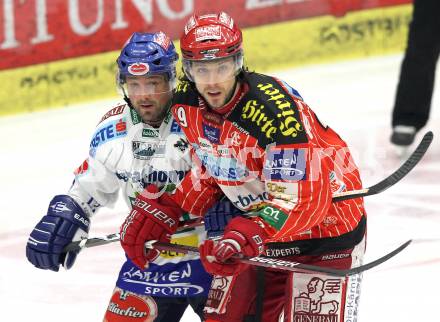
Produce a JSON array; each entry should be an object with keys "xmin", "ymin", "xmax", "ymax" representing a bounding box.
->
[
  {"xmin": 89, "ymin": 102, "xmax": 132, "ymax": 158},
  {"xmin": 228, "ymin": 72, "xmax": 309, "ymax": 147}
]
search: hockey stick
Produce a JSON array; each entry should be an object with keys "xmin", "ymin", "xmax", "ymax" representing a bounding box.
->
[
  {"xmin": 332, "ymin": 131, "xmax": 433, "ymax": 202},
  {"xmin": 64, "ymin": 132, "xmax": 432, "ymax": 253},
  {"xmin": 145, "ymin": 240, "xmax": 412, "ymax": 277}
]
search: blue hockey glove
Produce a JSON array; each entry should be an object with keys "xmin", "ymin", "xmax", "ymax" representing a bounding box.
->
[
  {"xmin": 204, "ymin": 198, "xmax": 244, "ymax": 239},
  {"xmin": 26, "ymin": 195, "xmax": 90, "ymax": 272}
]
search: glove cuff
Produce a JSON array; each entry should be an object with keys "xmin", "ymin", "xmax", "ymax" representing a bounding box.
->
[
  {"xmin": 224, "ymin": 217, "xmax": 268, "ymax": 257},
  {"xmin": 48, "ymin": 195, "xmax": 90, "ymax": 233}
]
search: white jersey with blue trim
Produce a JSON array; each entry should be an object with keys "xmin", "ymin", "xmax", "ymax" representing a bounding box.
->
[{"xmin": 68, "ymin": 102, "xmax": 212, "ymax": 297}]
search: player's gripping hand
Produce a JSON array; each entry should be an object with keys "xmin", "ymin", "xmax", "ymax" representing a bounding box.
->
[
  {"xmin": 199, "ymin": 217, "xmax": 268, "ymax": 276},
  {"xmin": 120, "ymin": 185, "xmax": 183, "ymax": 269},
  {"xmin": 26, "ymin": 195, "xmax": 90, "ymax": 272}
]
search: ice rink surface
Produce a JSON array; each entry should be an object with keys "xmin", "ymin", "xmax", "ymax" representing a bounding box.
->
[{"xmin": 1, "ymin": 54, "xmax": 439, "ymax": 321}]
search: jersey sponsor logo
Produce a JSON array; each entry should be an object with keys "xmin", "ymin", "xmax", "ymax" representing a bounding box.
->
[
  {"xmin": 258, "ymin": 206, "xmax": 288, "ymax": 231},
  {"xmin": 160, "ymin": 234, "xmax": 199, "ymax": 259},
  {"xmin": 263, "ymin": 148, "xmax": 307, "ymax": 181},
  {"xmin": 240, "ymin": 99, "xmax": 278, "ymax": 140},
  {"xmin": 142, "ymin": 128, "xmax": 159, "ymax": 138},
  {"xmin": 344, "ymin": 273, "xmax": 362, "ymax": 321},
  {"xmin": 170, "ymin": 119, "xmax": 182, "ymax": 133},
  {"xmin": 130, "ymin": 108, "xmax": 142, "ymax": 125},
  {"xmin": 205, "ymin": 276, "xmax": 235, "ymax": 314},
  {"xmin": 197, "ymin": 138, "xmax": 232, "ymax": 158},
  {"xmin": 329, "ymin": 171, "xmax": 346, "ymax": 193},
  {"xmin": 266, "ymin": 182, "xmax": 287, "ymax": 194},
  {"xmin": 174, "ymin": 138, "xmax": 189, "ymax": 152},
  {"xmin": 89, "ymin": 118, "xmax": 127, "ymax": 156},
  {"xmin": 231, "ymin": 191, "xmax": 270, "ymax": 209},
  {"xmin": 98, "ymin": 104, "xmax": 125, "ymax": 124},
  {"xmin": 116, "ymin": 168, "xmax": 186, "ymax": 187},
  {"xmin": 120, "ymin": 262, "xmax": 206, "ymax": 296},
  {"xmin": 132, "ymin": 141, "xmax": 165, "ymax": 160},
  {"xmin": 202, "ymin": 123, "xmax": 220, "ymax": 144},
  {"xmin": 265, "ymin": 181, "xmax": 298, "ymax": 203},
  {"xmin": 227, "ymin": 75, "xmax": 308, "ymax": 147},
  {"xmin": 104, "ymin": 288, "xmax": 157, "ymax": 321},
  {"xmin": 194, "ymin": 146, "xmax": 249, "ymax": 181},
  {"xmin": 231, "ymin": 122, "xmax": 250, "ymax": 135},
  {"xmin": 198, "ymin": 137, "xmax": 213, "ymax": 150},
  {"xmin": 292, "ymin": 276, "xmax": 343, "ymax": 321},
  {"xmin": 257, "ymin": 82, "xmax": 304, "ymax": 139}
]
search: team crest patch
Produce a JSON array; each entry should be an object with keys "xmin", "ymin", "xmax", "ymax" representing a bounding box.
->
[{"xmin": 104, "ymin": 288, "xmax": 157, "ymax": 321}]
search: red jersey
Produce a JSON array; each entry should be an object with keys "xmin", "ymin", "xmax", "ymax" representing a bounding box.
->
[{"xmin": 170, "ymin": 73, "xmax": 366, "ymax": 251}]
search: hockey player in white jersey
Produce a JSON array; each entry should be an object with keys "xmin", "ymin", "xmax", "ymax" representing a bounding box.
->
[{"xmin": 26, "ymin": 32, "xmax": 214, "ymax": 321}]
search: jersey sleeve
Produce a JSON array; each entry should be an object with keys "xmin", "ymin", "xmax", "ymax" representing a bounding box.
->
[
  {"xmin": 68, "ymin": 152, "xmax": 121, "ymax": 217},
  {"xmin": 171, "ymin": 147, "xmax": 224, "ymax": 216},
  {"xmin": 67, "ymin": 109, "xmax": 128, "ymax": 216}
]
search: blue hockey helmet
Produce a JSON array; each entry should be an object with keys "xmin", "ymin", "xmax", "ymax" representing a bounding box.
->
[{"xmin": 116, "ymin": 32, "xmax": 178, "ymax": 92}]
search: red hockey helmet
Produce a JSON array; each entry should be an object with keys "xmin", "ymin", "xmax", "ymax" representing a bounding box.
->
[
  {"xmin": 180, "ymin": 12, "xmax": 243, "ymax": 60},
  {"xmin": 180, "ymin": 12, "xmax": 244, "ymax": 83}
]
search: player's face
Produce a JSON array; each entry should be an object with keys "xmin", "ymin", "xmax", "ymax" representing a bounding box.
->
[
  {"xmin": 191, "ymin": 58, "xmax": 238, "ymax": 110},
  {"xmin": 126, "ymin": 75, "xmax": 172, "ymax": 124}
]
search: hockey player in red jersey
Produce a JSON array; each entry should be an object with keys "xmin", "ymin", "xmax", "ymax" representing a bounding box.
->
[{"xmin": 120, "ymin": 12, "xmax": 367, "ymax": 322}]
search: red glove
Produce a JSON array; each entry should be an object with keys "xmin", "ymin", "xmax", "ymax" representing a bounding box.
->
[
  {"xmin": 120, "ymin": 185, "xmax": 183, "ymax": 269},
  {"xmin": 199, "ymin": 217, "xmax": 268, "ymax": 276}
]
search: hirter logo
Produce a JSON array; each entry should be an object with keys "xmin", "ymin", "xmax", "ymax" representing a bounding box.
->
[{"xmin": 128, "ymin": 63, "xmax": 149, "ymax": 76}]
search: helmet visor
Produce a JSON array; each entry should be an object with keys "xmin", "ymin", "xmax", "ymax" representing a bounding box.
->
[
  {"xmin": 118, "ymin": 73, "xmax": 176, "ymax": 96},
  {"xmin": 183, "ymin": 55, "xmax": 243, "ymax": 84}
]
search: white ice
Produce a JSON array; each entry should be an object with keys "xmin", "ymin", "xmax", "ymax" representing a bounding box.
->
[{"xmin": 1, "ymin": 54, "xmax": 439, "ymax": 321}]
